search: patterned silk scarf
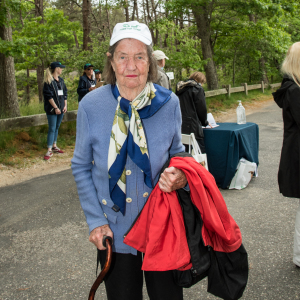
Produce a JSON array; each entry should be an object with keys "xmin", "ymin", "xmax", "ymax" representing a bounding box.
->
[{"xmin": 108, "ymin": 82, "xmax": 160, "ymax": 214}]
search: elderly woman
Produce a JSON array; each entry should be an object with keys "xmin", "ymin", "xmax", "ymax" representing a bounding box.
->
[
  {"xmin": 71, "ymin": 21, "xmax": 187, "ymax": 299},
  {"xmin": 273, "ymin": 42, "xmax": 300, "ymax": 268}
]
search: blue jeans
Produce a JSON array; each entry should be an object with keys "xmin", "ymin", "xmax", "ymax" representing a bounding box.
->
[{"xmin": 46, "ymin": 113, "xmax": 64, "ymax": 148}]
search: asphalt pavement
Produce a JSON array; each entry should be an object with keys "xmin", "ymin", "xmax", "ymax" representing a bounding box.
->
[{"xmin": 1, "ymin": 101, "xmax": 299, "ymax": 300}]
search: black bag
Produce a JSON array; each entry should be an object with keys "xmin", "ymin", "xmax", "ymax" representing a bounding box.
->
[
  {"xmin": 174, "ymin": 188, "xmax": 248, "ymax": 300},
  {"xmin": 207, "ymin": 244, "xmax": 248, "ymax": 300}
]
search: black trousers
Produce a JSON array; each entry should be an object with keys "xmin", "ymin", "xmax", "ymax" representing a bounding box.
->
[{"xmin": 99, "ymin": 250, "xmax": 183, "ymax": 300}]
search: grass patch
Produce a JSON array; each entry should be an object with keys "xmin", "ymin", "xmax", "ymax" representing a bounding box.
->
[
  {"xmin": 19, "ymin": 96, "xmax": 79, "ymax": 117},
  {"xmin": 0, "ymin": 121, "xmax": 76, "ymax": 167}
]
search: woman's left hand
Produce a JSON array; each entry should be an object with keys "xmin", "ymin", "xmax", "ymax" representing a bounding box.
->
[
  {"xmin": 159, "ymin": 167, "xmax": 187, "ymax": 193},
  {"xmin": 63, "ymin": 106, "xmax": 67, "ymax": 113}
]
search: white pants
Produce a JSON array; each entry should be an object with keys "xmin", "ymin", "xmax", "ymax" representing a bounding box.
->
[{"xmin": 293, "ymin": 200, "xmax": 300, "ymax": 267}]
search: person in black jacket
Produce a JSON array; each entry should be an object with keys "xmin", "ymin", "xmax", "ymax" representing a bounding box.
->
[
  {"xmin": 273, "ymin": 42, "xmax": 300, "ymax": 268},
  {"xmin": 77, "ymin": 63, "xmax": 96, "ymax": 102},
  {"xmin": 176, "ymin": 72, "xmax": 211, "ymax": 153},
  {"xmin": 43, "ymin": 61, "xmax": 68, "ymax": 160}
]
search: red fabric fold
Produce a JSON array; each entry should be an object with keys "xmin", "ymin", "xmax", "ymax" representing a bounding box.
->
[{"xmin": 124, "ymin": 156, "xmax": 242, "ymax": 271}]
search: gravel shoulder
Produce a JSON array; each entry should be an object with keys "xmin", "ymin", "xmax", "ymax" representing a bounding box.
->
[{"xmin": 0, "ymin": 98, "xmax": 274, "ymax": 187}]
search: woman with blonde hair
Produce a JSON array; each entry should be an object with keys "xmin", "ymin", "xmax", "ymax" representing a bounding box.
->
[
  {"xmin": 273, "ymin": 42, "xmax": 300, "ymax": 268},
  {"xmin": 43, "ymin": 61, "xmax": 68, "ymax": 160}
]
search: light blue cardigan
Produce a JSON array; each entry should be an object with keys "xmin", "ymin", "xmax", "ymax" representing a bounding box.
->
[{"xmin": 71, "ymin": 84, "xmax": 184, "ymax": 254}]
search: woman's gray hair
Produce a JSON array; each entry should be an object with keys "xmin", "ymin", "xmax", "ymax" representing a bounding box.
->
[{"xmin": 103, "ymin": 40, "xmax": 157, "ymax": 85}]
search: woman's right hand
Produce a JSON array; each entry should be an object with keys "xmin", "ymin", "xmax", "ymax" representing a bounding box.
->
[
  {"xmin": 55, "ymin": 108, "xmax": 61, "ymax": 115},
  {"xmin": 89, "ymin": 224, "xmax": 113, "ymax": 250}
]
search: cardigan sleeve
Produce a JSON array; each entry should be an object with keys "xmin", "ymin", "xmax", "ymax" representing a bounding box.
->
[{"xmin": 71, "ymin": 104, "xmax": 108, "ymax": 233}]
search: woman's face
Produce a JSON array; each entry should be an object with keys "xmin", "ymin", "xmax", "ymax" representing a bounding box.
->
[
  {"xmin": 55, "ymin": 67, "xmax": 63, "ymax": 76},
  {"xmin": 110, "ymin": 38, "xmax": 150, "ymax": 95},
  {"xmin": 84, "ymin": 67, "xmax": 94, "ymax": 78},
  {"xmin": 95, "ymin": 73, "xmax": 101, "ymax": 80}
]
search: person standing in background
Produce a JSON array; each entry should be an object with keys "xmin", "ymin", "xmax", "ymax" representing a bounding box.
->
[
  {"xmin": 43, "ymin": 61, "xmax": 67, "ymax": 160},
  {"xmin": 273, "ymin": 42, "xmax": 300, "ymax": 268},
  {"xmin": 94, "ymin": 69, "xmax": 104, "ymax": 88},
  {"xmin": 176, "ymin": 71, "xmax": 210, "ymax": 153},
  {"xmin": 77, "ymin": 63, "xmax": 96, "ymax": 102},
  {"xmin": 94, "ymin": 69, "xmax": 102, "ymax": 83},
  {"xmin": 153, "ymin": 50, "xmax": 171, "ymax": 90}
]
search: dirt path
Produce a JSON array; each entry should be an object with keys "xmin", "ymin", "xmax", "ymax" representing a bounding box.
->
[{"xmin": 0, "ymin": 98, "xmax": 274, "ymax": 187}]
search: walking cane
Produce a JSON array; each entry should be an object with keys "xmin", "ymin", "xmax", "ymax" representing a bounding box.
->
[{"xmin": 88, "ymin": 236, "xmax": 113, "ymax": 300}]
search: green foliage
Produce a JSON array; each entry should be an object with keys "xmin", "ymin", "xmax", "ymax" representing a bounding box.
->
[
  {"xmin": 0, "ymin": 0, "xmax": 299, "ymax": 117},
  {"xmin": 0, "ymin": 0, "xmax": 20, "ymax": 26},
  {"xmin": 0, "ymin": 8, "xmax": 81, "ymax": 69},
  {"xmin": 60, "ymin": 39, "xmax": 110, "ymax": 74},
  {"xmin": 151, "ymin": 20, "xmax": 204, "ymax": 88}
]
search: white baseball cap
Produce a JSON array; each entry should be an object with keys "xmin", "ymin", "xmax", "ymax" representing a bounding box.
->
[
  {"xmin": 153, "ymin": 50, "xmax": 169, "ymax": 60},
  {"xmin": 110, "ymin": 21, "xmax": 152, "ymax": 46}
]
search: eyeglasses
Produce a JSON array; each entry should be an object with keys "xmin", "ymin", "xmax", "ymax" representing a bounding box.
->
[{"xmin": 114, "ymin": 54, "xmax": 148, "ymax": 64}]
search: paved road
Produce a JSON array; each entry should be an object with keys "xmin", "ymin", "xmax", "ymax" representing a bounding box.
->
[{"xmin": 1, "ymin": 102, "xmax": 299, "ymax": 300}]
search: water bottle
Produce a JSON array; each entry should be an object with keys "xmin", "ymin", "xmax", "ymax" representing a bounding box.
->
[{"xmin": 236, "ymin": 100, "xmax": 246, "ymax": 124}]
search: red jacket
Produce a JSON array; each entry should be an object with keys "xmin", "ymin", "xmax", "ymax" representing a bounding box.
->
[{"xmin": 124, "ymin": 157, "xmax": 242, "ymax": 271}]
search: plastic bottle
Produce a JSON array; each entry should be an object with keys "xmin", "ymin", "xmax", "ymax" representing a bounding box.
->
[{"xmin": 236, "ymin": 100, "xmax": 246, "ymax": 124}]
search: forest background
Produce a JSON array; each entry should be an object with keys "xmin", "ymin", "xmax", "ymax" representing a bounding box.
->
[{"xmin": 0, "ymin": 0, "xmax": 300, "ymax": 118}]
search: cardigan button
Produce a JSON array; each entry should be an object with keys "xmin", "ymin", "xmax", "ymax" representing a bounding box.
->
[
  {"xmin": 126, "ymin": 170, "xmax": 132, "ymax": 175},
  {"xmin": 102, "ymin": 199, "xmax": 107, "ymax": 205},
  {"xmin": 104, "ymin": 213, "xmax": 107, "ymax": 218},
  {"xmin": 126, "ymin": 198, "xmax": 132, "ymax": 203},
  {"xmin": 143, "ymin": 192, "xmax": 149, "ymax": 198}
]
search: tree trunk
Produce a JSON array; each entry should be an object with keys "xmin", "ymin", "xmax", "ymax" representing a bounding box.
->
[
  {"xmin": 192, "ymin": 5, "xmax": 218, "ymax": 90},
  {"xmin": 151, "ymin": 0, "xmax": 158, "ymax": 45},
  {"xmin": 82, "ymin": 0, "xmax": 92, "ymax": 50},
  {"xmin": 35, "ymin": 0, "xmax": 44, "ymax": 103},
  {"xmin": 145, "ymin": 0, "xmax": 154, "ymax": 42},
  {"xmin": 260, "ymin": 57, "xmax": 269, "ymax": 84},
  {"xmin": 34, "ymin": 0, "xmax": 44, "ymax": 22},
  {"xmin": 105, "ymin": 0, "xmax": 111, "ymax": 37},
  {"xmin": 36, "ymin": 64, "xmax": 44, "ymax": 104},
  {"xmin": 124, "ymin": 0, "xmax": 129, "ymax": 22},
  {"xmin": 26, "ymin": 69, "xmax": 30, "ymax": 105},
  {"xmin": 73, "ymin": 31, "xmax": 79, "ymax": 48},
  {"xmin": 132, "ymin": 0, "xmax": 139, "ymax": 20},
  {"xmin": 232, "ymin": 50, "xmax": 236, "ymax": 86},
  {"xmin": 0, "ymin": 11, "xmax": 20, "ymax": 118}
]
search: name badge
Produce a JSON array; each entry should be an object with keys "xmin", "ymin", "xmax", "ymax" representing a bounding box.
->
[
  {"xmin": 91, "ymin": 84, "xmax": 95, "ymax": 88},
  {"xmin": 58, "ymin": 90, "xmax": 64, "ymax": 96}
]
